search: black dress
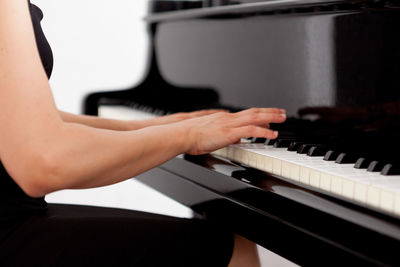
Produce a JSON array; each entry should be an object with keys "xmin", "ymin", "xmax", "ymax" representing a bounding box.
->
[{"xmin": 0, "ymin": 2, "xmax": 233, "ymax": 266}]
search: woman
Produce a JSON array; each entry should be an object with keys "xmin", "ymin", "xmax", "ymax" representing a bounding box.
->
[{"xmin": 0, "ymin": 0, "xmax": 287, "ymax": 266}]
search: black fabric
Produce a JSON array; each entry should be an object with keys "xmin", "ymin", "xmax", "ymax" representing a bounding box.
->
[
  {"xmin": 0, "ymin": 204, "xmax": 234, "ymax": 267},
  {"xmin": 0, "ymin": 3, "xmax": 234, "ymax": 266},
  {"xmin": 29, "ymin": 2, "xmax": 54, "ymax": 78}
]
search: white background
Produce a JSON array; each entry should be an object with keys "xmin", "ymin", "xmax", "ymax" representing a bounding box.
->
[
  {"xmin": 30, "ymin": 1, "xmax": 295, "ymax": 265},
  {"xmin": 33, "ymin": 0, "xmax": 148, "ymax": 114}
]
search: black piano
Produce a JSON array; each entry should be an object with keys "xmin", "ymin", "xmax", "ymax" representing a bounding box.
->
[{"xmin": 84, "ymin": 0, "xmax": 400, "ymax": 265}]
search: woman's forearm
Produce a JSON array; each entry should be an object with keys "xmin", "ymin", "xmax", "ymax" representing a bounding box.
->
[
  {"xmin": 16, "ymin": 122, "xmax": 188, "ymax": 197},
  {"xmin": 54, "ymin": 123, "xmax": 188, "ymax": 191},
  {"xmin": 58, "ymin": 109, "xmax": 227, "ymax": 131},
  {"xmin": 58, "ymin": 110, "xmax": 144, "ymax": 131}
]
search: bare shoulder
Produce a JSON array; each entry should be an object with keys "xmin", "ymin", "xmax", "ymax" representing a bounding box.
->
[
  {"xmin": 0, "ymin": 0, "xmax": 40, "ymax": 65},
  {"xmin": 0, "ymin": 0, "xmax": 31, "ymax": 22}
]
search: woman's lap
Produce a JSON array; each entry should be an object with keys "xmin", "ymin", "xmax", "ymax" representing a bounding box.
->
[{"xmin": 0, "ymin": 204, "xmax": 234, "ymax": 267}]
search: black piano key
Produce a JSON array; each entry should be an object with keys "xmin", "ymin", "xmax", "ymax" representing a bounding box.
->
[
  {"xmin": 307, "ymin": 146, "xmax": 328, "ymax": 157},
  {"xmin": 354, "ymin": 158, "xmax": 372, "ymax": 169},
  {"xmin": 367, "ymin": 161, "xmax": 385, "ymax": 172},
  {"xmin": 279, "ymin": 130, "xmax": 296, "ymax": 140},
  {"xmin": 381, "ymin": 163, "xmax": 400, "ymax": 175},
  {"xmin": 324, "ymin": 150, "xmax": 340, "ymax": 161},
  {"xmin": 297, "ymin": 144, "xmax": 316, "ymax": 154},
  {"xmin": 274, "ymin": 139, "xmax": 296, "ymax": 148},
  {"xmin": 335, "ymin": 153, "xmax": 359, "ymax": 164},
  {"xmin": 264, "ymin": 139, "xmax": 277, "ymax": 146},
  {"xmin": 287, "ymin": 141, "xmax": 304, "ymax": 152}
]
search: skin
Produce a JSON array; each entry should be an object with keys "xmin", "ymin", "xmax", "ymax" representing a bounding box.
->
[
  {"xmin": 0, "ymin": 0, "xmax": 286, "ymax": 265},
  {"xmin": 58, "ymin": 109, "xmax": 231, "ymax": 131}
]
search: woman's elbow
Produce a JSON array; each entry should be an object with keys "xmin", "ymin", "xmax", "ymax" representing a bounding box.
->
[
  {"xmin": 19, "ymin": 177, "xmax": 51, "ymax": 198},
  {"xmin": 5, "ymin": 150, "xmax": 64, "ymax": 198}
]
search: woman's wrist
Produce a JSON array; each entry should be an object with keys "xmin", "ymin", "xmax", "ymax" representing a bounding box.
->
[{"xmin": 159, "ymin": 123, "xmax": 191, "ymax": 155}]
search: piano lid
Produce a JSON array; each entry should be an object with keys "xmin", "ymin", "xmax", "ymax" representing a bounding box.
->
[
  {"xmin": 151, "ymin": 0, "xmax": 400, "ymax": 116},
  {"xmin": 146, "ymin": 0, "xmax": 374, "ymax": 22}
]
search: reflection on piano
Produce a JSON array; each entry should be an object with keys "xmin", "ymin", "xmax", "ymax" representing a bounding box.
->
[{"xmin": 84, "ymin": 0, "xmax": 400, "ymax": 265}]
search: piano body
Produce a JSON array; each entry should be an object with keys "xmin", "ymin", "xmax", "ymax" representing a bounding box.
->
[{"xmin": 84, "ymin": 0, "xmax": 400, "ymax": 265}]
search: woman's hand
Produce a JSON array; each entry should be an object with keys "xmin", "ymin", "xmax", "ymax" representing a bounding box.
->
[
  {"xmin": 128, "ymin": 109, "xmax": 227, "ymax": 130},
  {"xmin": 172, "ymin": 108, "xmax": 286, "ymax": 155}
]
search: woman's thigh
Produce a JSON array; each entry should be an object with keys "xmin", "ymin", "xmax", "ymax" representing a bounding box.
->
[{"xmin": 0, "ymin": 204, "xmax": 234, "ymax": 267}]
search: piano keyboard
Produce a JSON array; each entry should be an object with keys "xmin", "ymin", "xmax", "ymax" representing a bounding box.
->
[{"xmin": 213, "ymin": 143, "xmax": 400, "ymax": 216}]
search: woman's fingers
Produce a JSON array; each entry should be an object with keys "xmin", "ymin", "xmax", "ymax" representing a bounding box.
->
[
  {"xmin": 228, "ymin": 112, "xmax": 286, "ymax": 127},
  {"xmin": 172, "ymin": 108, "xmax": 283, "ymax": 123},
  {"xmin": 233, "ymin": 107, "xmax": 285, "ymax": 117}
]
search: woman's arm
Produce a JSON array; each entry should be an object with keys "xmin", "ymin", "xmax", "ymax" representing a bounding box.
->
[
  {"xmin": 38, "ymin": 108, "xmax": 285, "ymax": 193},
  {"xmin": 58, "ymin": 109, "xmax": 226, "ymax": 131},
  {"xmin": 59, "ymin": 110, "xmax": 146, "ymax": 131},
  {"xmin": 0, "ymin": 0, "xmax": 286, "ymax": 198}
]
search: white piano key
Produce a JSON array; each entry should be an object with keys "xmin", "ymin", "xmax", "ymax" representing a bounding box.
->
[
  {"xmin": 281, "ymin": 161, "xmax": 292, "ymax": 179},
  {"xmin": 367, "ymin": 186, "xmax": 381, "ymax": 208},
  {"xmin": 369, "ymin": 178, "xmax": 400, "ymax": 213},
  {"xmin": 272, "ymin": 159, "xmax": 282, "ymax": 175},
  {"xmin": 395, "ymin": 195, "xmax": 400, "ymax": 216},
  {"xmin": 380, "ymin": 189, "xmax": 395, "ymax": 213},
  {"xmin": 290, "ymin": 164, "xmax": 300, "ymax": 182},
  {"xmin": 299, "ymin": 167, "xmax": 310, "ymax": 185},
  {"xmin": 342, "ymin": 178, "xmax": 355, "ymax": 199},
  {"xmin": 212, "ymin": 149, "xmax": 221, "ymax": 157},
  {"xmin": 242, "ymin": 150, "xmax": 250, "ymax": 165},
  {"xmin": 331, "ymin": 176, "xmax": 343, "ymax": 195},
  {"xmin": 219, "ymin": 147, "xmax": 228, "ymax": 157},
  {"xmin": 233, "ymin": 147, "xmax": 242, "ymax": 162},
  {"xmin": 354, "ymin": 183, "xmax": 368, "ymax": 203},
  {"xmin": 256, "ymin": 153, "xmax": 265, "ymax": 170},
  {"xmin": 309, "ymin": 170, "xmax": 320, "ymax": 188},
  {"xmin": 264, "ymin": 155, "xmax": 273, "ymax": 172},
  {"xmin": 320, "ymin": 173, "xmax": 332, "ymax": 191},
  {"xmin": 248, "ymin": 152, "xmax": 257, "ymax": 168},
  {"xmin": 227, "ymin": 146, "xmax": 234, "ymax": 159}
]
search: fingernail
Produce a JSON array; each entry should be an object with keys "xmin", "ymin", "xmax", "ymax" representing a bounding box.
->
[
  {"xmin": 280, "ymin": 113, "xmax": 286, "ymax": 118},
  {"xmin": 280, "ymin": 109, "xmax": 286, "ymax": 113},
  {"xmin": 274, "ymin": 131, "xmax": 279, "ymax": 137}
]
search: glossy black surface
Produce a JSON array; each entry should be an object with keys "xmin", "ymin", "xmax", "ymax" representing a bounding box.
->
[
  {"xmin": 147, "ymin": 0, "xmax": 335, "ymax": 15},
  {"xmin": 84, "ymin": 0, "xmax": 400, "ymax": 265},
  {"xmin": 155, "ymin": 9, "xmax": 400, "ymax": 115}
]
